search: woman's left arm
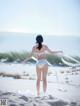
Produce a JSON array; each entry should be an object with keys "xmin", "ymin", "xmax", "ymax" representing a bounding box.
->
[{"xmin": 45, "ymin": 45, "xmax": 63, "ymax": 54}]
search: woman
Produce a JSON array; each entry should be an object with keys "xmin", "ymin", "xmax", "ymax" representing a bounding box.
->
[{"xmin": 23, "ymin": 35, "xmax": 63, "ymax": 96}]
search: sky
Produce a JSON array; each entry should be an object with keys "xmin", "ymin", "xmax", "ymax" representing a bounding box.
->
[{"xmin": 0, "ymin": 0, "xmax": 80, "ymax": 36}]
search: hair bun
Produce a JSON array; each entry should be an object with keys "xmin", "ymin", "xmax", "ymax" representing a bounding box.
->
[{"xmin": 36, "ymin": 35, "xmax": 43, "ymax": 43}]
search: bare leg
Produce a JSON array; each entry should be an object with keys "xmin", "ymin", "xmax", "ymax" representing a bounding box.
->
[
  {"xmin": 36, "ymin": 66, "xmax": 41, "ymax": 96},
  {"xmin": 42, "ymin": 65, "xmax": 48, "ymax": 94}
]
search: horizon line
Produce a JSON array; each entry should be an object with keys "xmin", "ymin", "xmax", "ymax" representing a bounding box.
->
[{"xmin": 0, "ymin": 31, "xmax": 80, "ymax": 37}]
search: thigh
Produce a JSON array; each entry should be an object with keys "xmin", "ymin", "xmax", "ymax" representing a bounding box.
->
[
  {"xmin": 42, "ymin": 65, "xmax": 48, "ymax": 80},
  {"xmin": 36, "ymin": 66, "xmax": 42, "ymax": 80}
]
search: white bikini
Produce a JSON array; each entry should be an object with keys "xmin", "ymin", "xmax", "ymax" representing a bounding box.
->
[{"xmin": 36, "ymin": 59, "xmax": 48, "ymax": 68}]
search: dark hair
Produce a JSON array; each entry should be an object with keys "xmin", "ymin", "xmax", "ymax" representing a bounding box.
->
[{"xmin": 36, "ymin": 35, "xmax": 43, "ymax": 50}]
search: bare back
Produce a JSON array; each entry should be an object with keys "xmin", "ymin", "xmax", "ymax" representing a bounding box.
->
[{"xmin": 33, "ymin": 44, "xmax": 47, "ymax": 60}]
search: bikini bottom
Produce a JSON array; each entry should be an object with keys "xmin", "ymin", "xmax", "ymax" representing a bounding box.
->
[{"xmin": 36, "ymin": 59, "xmax": 48, "ymax": 68}]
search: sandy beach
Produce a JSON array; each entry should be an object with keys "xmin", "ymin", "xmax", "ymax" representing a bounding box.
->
[
  {"xmin": 0, "ymin": 63, "xmax": 80, "ymax": 106},
  {"xmin": 0, "ymin": 90, "xmax": 77, "ymax": 106}
]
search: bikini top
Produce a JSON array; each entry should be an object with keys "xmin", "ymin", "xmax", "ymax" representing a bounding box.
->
[
  {"xmin": 34, "ymin": 51, "xmax": 45, "ymax": 57},
  {"xmin": 33, "ymin": 45, "xmax": 46, "ymax": 57}
]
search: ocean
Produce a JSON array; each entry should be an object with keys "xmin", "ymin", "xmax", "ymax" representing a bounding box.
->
[{"xmin": 0, "ymin": 32, "xmax": 80, "ymax": 56}]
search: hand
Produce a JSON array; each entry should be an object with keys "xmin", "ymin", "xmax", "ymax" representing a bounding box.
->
[
  {"xmin": 21, "ymin": 58, "xmax": 29, "ymax": 64},
  {"xmin": 58, "ymin": 51, "xmax": 64, "ymax": 57},
  {"xmin": 21, "ymin": 60, "xmax": 26, "ymax": 64}
]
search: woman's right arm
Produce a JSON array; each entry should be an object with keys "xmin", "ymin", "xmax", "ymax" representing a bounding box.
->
[{"xmin": 22, "ymin": 47, "xmax": 35, "ymax": 63}]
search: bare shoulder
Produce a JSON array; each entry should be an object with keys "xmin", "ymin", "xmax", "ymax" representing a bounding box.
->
[
  {"xmin": 43, "ymin": 44, "xmax": 48, "ymax": 50},
  {"xmin": 32, "ymin": 45, "xmax": 36, "ymax": 51}
]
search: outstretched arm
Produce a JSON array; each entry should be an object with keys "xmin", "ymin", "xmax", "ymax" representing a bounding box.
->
[
  {"xmin": 22, "ymin": 47, "xmax": 34, "ymax": 63},
  {"xmin": 45, "ymin": 46, "xmax": 63, "ymax": 54}
]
